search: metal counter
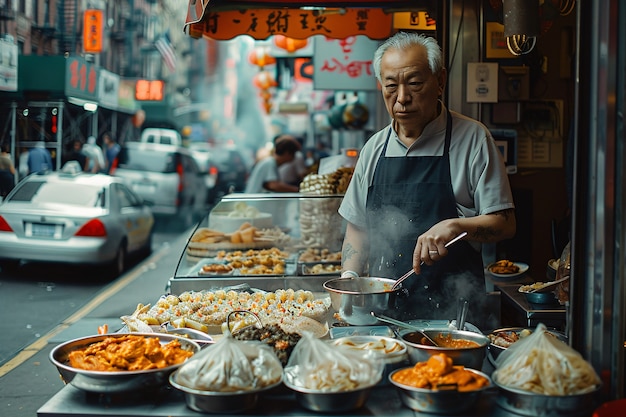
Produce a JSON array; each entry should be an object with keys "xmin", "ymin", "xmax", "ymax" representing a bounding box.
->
[
  {"xmin": 37, "ymin": 380, "xmax": 521, "ymax": 417},
  {"xmin": 497, "ymin": 283, "xmax": 566, "ymax": 329}
]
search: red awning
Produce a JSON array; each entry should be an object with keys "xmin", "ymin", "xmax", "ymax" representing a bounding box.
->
[{"xmin": 185, "ymin": 1, "xmax": 434, "ymax": 40}]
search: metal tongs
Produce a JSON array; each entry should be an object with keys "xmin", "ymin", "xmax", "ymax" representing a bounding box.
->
[{"xmin": 391, "ymin": 232, "xmax": 468, "ymax": 290}]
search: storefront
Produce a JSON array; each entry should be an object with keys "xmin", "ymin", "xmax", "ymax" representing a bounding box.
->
[
  {"xmin": 183, "ymin": 0, "xmax": 626, "ymax": 402},
  {"xmin": 0, "ymin": 55, "xmax": 141, "ymax": 173}
]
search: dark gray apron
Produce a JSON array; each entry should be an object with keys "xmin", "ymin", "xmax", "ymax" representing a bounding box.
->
[{"xmin": 365, "ymin": 111, "xmax": 485, "ymax": 322}]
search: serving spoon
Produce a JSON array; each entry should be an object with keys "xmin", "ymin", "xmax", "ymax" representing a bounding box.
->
[
  {"xmin": 527, "ymin": 276, "xmax": 569, "ymax": 293},
  {"xmin": 391, "ymin": 232, "xmax": 468, "ymax": 290},
  {"xmin": 370, "ymin": 312, "xmax": 439, "ymax": 346}
]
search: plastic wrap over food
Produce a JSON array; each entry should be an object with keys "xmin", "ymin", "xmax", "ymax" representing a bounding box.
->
[
  {"xmin": 494, "ymin": 323, "xmax": 600, "ymax": 395},
  {"xmin": 174, "ymin": 333, "xmax": 282, "ymax": 392},
  {"xmin": 283, "ymin": 332, "xmax": 383, "ymax": 392}
]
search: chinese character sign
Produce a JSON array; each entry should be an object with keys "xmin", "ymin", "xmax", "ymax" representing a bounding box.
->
[
  {"xmin": 135, "ymin": 80, "xmax": 165, "ymax": 101},
  {"xmin": 83, "ymin": 10, "xmax": 103, "ymax": 53},
  {"xmin": 313, "ymin": 36, "xmax": 379, "ymax": 91},
  {"xmin": 186, "ymin": 8, "xmax": 393, "ymax": 40},
  {"xmin": 65, "ymin": 57, "xmax": 98, "ymax": 99}
]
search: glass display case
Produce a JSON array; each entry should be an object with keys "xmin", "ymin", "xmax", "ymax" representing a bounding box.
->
[{"xmin": 169, "ymin": 193, "xmax": 346, "ymax": 295}]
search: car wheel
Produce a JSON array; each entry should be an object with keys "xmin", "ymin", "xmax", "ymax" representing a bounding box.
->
[{"xmin": 109, "ymin": 242, "xmax": 127, "ymax": 277}]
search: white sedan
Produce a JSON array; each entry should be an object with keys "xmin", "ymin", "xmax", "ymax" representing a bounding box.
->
[{"xmin": 0, "ymin": 162, "xmax": 154, "ymax": 277}]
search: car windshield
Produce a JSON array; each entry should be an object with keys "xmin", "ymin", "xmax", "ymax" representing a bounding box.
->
[
  {"xmin": 118, "ymin": 148, "xmax": 176, "ymax": 173},
  {"xmin": 9, "ymin": 181, "xmax": 105, "ymax": 207}
]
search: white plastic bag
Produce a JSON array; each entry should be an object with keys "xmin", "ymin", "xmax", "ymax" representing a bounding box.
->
[
  {"xmin": 175, "ymin": 332, "xmax": 282, "ymax": 392},
  {"xmin": 283, "ymin": 331, "xmax": 383, "ymax": 392},
  {"xmin": 494, "ymin": 323, "xmax": 600, "ymax": 395}
]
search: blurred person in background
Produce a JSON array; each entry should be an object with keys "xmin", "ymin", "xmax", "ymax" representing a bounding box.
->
[
  {"xmin": 245, "ymin": 135, "xmax": 301, "ymax": 193},
  {"xmin": 103, "ymin": 131, "xmax": 120, "ymax": 174},
  {"xmin": 27, "ymin": 141, "xmax": 53, "ymax": 174},
  {"xmin": 278, "ymin": 135, "xmax": 308, "ymax": 186},
  {"xmin": 65, "ymin": 139, "xmax": 89, "ymax": 171},
  {"xmin": 83, "ymin": 136, "xmax": 105, "ymax": 173},
  {"xmin": 18, "ymin": 147, "xmax": 29, "ymax": 180},
  {"xmin": 0, "ymin": 143, "xmax": 16, "ymax": 198}
]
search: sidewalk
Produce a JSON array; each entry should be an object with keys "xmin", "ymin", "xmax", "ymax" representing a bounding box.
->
[{"xmin": 0, "ymin": 233, "xmax": 188, "ymax": 417}]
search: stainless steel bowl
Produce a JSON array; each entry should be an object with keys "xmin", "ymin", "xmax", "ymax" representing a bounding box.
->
[
  {"xmin": 389, "ymin": 367, "xmax": 492, "ymax": 414},
  {"xmin": 169, "ymin": 370, "xmax": 282, "ymax": 414},
  {"xmin": 323, "ymin": 277, "xmax": 401, "ymax": 325},
  {"xmin": 400, "ymin": 329, "xmax": 489, "ymax": 369},
  {"xmin": 283, "ymin": 377, "xmax": 379, "ymax": 412},
  {"xmin": 487, "ymin": 327, "xmax": 567, "ymax": 365},
  {"xmin": 330, "ymin": 335, "xmax": 409, "ymax": 385},
  {"xmin": 49, "ymin": 333, "xmax": 201, "ymax": 393},
  {"xmin": 492, "ymin": 374, "xmax": 602, "ymax": 417}
]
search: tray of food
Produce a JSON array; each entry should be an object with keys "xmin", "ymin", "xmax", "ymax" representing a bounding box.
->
[
  {"xmin": 186, "ymin": 224, "xmax": 292, "ymax": 260},
  {"xmin": 297, "ymin": 247, "xmax": 342, "ymax": 263},
  {"xmin": 119, "ymin": 288, "xmax": 332, "ymax": 339},
  {"xmin": 299, "ymin": 262, "xmax": 342, "ymax": 276},
  {"xmin": 190, "ymin": 247, "xmax": 297, "ymax": 277}
]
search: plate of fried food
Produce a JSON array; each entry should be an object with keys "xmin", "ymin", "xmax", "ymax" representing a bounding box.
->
[{"xmin": 487, "ymin": 260, "xmax": 529, "ymax": 279}]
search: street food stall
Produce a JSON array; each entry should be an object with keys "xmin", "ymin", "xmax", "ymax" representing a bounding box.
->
[
  {"xmin": 180, "ymin": 1, "xmax": 626, "ymax": 404},
  {"xmin": 37, "ymin": 0, "xmax": 626, "ymax": 415},
  {"xmin": 39, "ymin": 183, "xmax": 602, "ymax": 416}
]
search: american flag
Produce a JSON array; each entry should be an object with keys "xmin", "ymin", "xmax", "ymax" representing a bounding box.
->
[{"xmin": 155, "ymin": 32, "xmax": 177, "ymax": 73}]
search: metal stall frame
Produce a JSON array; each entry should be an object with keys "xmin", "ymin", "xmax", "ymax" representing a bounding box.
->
[{"xmin": 573, "ymin": 0, "xmax": 626, "ymax": 400}]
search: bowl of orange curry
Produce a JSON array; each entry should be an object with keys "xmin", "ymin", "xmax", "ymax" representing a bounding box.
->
[
  {"xmin": 49, "ymin": 333, "xmax": 200, "ymax": 393},
  {"xmin": 400, "ymin": 329, "xmax": 489, "ymax": 370},
  {"xmin": 389, "ymin": 353, "xmax": 492, "ymax": 413}
]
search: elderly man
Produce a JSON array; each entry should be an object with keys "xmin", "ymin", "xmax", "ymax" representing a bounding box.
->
[{"xmin": 338, "ymin": 32, "xmax": 516, "ymax": 325}]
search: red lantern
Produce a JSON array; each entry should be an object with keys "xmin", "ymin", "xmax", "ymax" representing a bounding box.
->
[
  {"xmin": 248, "ymin": 47, "xmax": 276, "ymax": 68},
  {"xmin": 253, "ymin": 71, "xmax": 277, "ymax": 90},
  {"xmin": 273, "ymin": 35, "xmax": 308, "ymax": 53}
]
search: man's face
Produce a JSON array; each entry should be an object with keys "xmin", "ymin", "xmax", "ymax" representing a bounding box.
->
[{"xmin": 379, "ymin": 44, "xmax": 445, "ymax": 132}]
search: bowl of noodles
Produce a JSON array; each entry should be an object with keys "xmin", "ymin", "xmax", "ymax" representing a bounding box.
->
[
  {"xmin": 283, "ymin": 371, "xmax": 379, "ymax": 412},
  {"xmin": 491, "ymin": 324, "xmax": 602, "ymax": 416}
]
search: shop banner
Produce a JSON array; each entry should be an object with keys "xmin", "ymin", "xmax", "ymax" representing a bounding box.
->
[
  {"xmin": 83, "ymin": 9, "xmax": 104, "ymax": 53},
  {"xmin": 185, "ymin": 8, "xmax": 393, "ymax": 40},
  {"xmin": 313, "ymin": 36, "xmax": 379, "ymax": 91},
  {"xmin": 98, "ymin": 69, "xmax": 120, "ymax": 110},
  {"xmin": 65, "ymin": 57, "xmax": 98, "ymax": 100},
  {"xmin": 0, "ymin": 38, "xmax": 18, "ymax": 91}
]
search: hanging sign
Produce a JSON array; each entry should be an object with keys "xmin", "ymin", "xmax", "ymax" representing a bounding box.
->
[
  {"xmin": 185, "ymin": 8, "xmax": 393, "ymax": 40},
  {"xmin": 83, "ymin": 9, "xmax": 103, "ymax": 53},
  {"xmin": 135, "ymin": 79, "xmax": 165, "ymax": 101},
  {"xmin": 0, "ymin": 38, "xmax": 18, "ymax": 91},
  {"xmin": 313, "ymin": 36, "xmax": 379, "ymax": 91},
  {"xmin": 65, "ymin": 57, "xmax": 98, "ymax": 99}
]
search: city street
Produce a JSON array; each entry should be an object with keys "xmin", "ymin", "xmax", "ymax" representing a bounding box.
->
[{"xmin": 0, "ymin": 221, "xmax": 193, "ymax": 417}]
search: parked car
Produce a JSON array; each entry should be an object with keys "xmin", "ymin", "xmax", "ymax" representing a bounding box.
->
[
  {"xmin": 188, "ymin": 144, "xmax": 219, "ymax": 205},
  {"xmin": 0, "ymin": 161, "xmax": 154, "ymax": 277},
  {"xmin": 139, "ymin": 128, "xmax": 182, "ymax": 146},
  {"xmin": 111, "ymin": 142, "xmax": 208, "ymax": 225},
  {"xmin": 189, "ymin": 143, "xmax": 250, "ymax": 202}
]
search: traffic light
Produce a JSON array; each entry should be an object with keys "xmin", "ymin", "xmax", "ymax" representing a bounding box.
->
[{"xmin": 46, "ymin": 108, "xmax": 58, "ymax": 137}]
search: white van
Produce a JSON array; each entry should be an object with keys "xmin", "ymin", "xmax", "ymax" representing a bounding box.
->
[{"xmin": 139, "ymin": 128, "xmax": 182, "ymax": 146}]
